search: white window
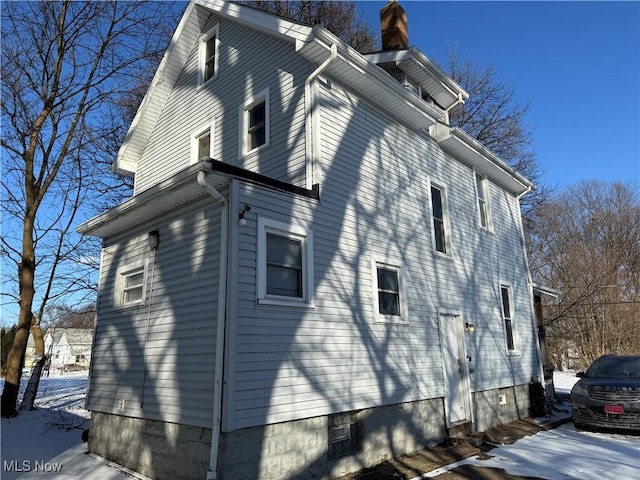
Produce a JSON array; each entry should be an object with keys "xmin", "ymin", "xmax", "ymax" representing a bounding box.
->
[
  {"xmin": 429, "ymin": 182, "xmax": 451, "ymax": 255},
  {"xmin": 198, "ymin": 24, "xmax": 219, "ymax": 85},
  {"xmin": 191, "ymin": 122, "xmax": 214, "ymax": 164},
  {"xmin": 500, "ymin": 285, "xmax": 516, "ymax": 351},
  {"xmin": 239, "ymin": 88, "xmax": 270, "ymax": 157},
  {"xmin": 475, "ymin": 172, "xmax": 490, "ymax": 229},
  {"xmin": 372, "ymin": 258, "xmax": 408, "ymax": 323},
  {"xmin": 257, "ymin": 218, "xmax": 313, "ymax": 307},
  {"xmin": 115, "ymin": 261, "xmax": 148, "ymax": 308}
]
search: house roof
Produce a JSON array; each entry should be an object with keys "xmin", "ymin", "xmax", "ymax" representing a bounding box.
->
[
  {"xmin": 363, "ymin": 48, "xmax": 469, "ymax": 110},
  {"xmin": 431, "ymin": 123, "xmax": 534, "ymax": 195},
  {"xmin": 113, "ymin": 0, "xmax": 452, "ymax": 176},
  {"xmin": 78, "ymin": 162, "xmax": 217, "ymax": 237},
  {"xmin": 111, "ymin": 0, "xmax": 532, "ymax": 195}
]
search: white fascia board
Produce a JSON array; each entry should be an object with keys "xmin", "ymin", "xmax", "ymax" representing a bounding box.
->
[
  {"xmin": 432, "ymin": 123, "xmax": 534, "ymax": 195},
  {"xmin": 532, "ymin": 283, "xmax": 561, "ymax": 298},
  {"xmin": 195, "ymin": 0, "xmax": 312, "ymax": 43},
  {"xmin": 298, "ymin": 28, "xmax": 442, "ymax": 129}
]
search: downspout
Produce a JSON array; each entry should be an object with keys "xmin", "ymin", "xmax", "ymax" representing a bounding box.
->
[
  {"xmin": 514, "ymin": 184, "xmax": 545, "ymax": 388},
  {"xmin": 443, "ymin": 92, "xmax": 465, "ymax": 125},
  {"xmin": 304, "ymin": 43, "xmax": 337, "ymax": 189},
  {"xmin": 198, "ymin": 165, "xmax": 228, "ymax": 480}
]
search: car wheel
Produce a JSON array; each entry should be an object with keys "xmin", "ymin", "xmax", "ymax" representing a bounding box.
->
[{"xmin": 573, "ymin": 419, "xmax": 584, "ymax": 430}]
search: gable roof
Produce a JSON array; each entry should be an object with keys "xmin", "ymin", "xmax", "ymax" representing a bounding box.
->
[
  {"xmin": 112, "ymin": 0, "xmax": 455, "ymax": 176},
  {"xmin": 111, "ymin": 0, "xmax": 532, "ymax": 195}
]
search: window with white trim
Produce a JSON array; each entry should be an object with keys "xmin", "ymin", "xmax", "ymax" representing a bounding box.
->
[
  {"xmin": 430, "ymin": 183, "xmax": 449, "ymax": 255},
  {"xmin": 240, "ymin": 89, "xmax": 269, "ymax": 156},
  {"xmin": 500, "ymin": 285, "xmax": 516, "ymax": 351},
  {"xmin": 476, "ymin": 173, "xmax": 490, "ymax": 229},
  {"xmin": 257, "ymin": 218, "xmax": 313, "ymax": 306},
  {"xmin": 198, "ymin": 24, "xmax": 219, "ymax": 85},
  {"xmin": 372, "ymin": 259, "xmax": 407, "ymax": 322},
  {"xmin": 191, "ymin": 122, "xmax": 214, "ymax": 164},
  {"xmin": 115, "ymin": 261, "xmax": 148, "ymax": 308}
]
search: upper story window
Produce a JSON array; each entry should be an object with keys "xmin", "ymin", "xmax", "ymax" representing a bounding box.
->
[
  {"xmin": 475, "ymin": 173, "xmax": 490, "ymax": 229},
  {"xmin": 191, "ymin": 122, "xmax": 214, "ymax": 164},
  {"xmin": 239, "ymin": 88, "xmax": 270, "ymax": 157},
  {"xmin": 198, "ymin": 24, "xmax": 219, "ymax": 86},
  {"xmin": 115, "ymin": 260, "xmax": 148, "ymax": 308},
  {"xmin": 500, "ymin": 285, "xmax": 516, "ymax": 351},
  {"xmin": 430, "ymin": 183, "xmax": 450, "ymax": 255},
  {"xmin": 257, "ymin": 217, "xmax": 314, "ymax": 307}
]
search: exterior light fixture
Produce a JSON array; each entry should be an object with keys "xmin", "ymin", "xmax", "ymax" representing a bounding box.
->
[
  {"xmin": 465, "ymin": 322, "xmax": 475, "ymax": 333},
  {"xmin": 239, "ymin": 204, "xmax": 251, "ymax": 226},
  {"xmin": 148, "ymin": 230, "xmax": 160, "ymax": 251}
]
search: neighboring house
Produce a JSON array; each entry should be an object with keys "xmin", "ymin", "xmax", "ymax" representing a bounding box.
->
[
  {"xmin": 77, "ymin": 1, "xmax": 545, "ymax": 479},
  {"xmin": 44, "ymin": 328, "xmax": 93, "ymax": 371},
  {"xmin": 24, "ymin": 334, "xmax": 37, "ymax": 369}
]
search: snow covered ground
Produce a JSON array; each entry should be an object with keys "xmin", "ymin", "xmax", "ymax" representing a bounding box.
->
[{"xmin": 1, "ymin": 371, "xmax": 638, "ymax": 479}]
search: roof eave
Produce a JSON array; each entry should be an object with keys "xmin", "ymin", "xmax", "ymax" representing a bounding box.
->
[
  {"xmin": 432, "ymin": 123, "xmax": 534, "ymax": 196},
  {"xmin": 298, "ymin": 28, "xmax": 442, "ymax": 130}
]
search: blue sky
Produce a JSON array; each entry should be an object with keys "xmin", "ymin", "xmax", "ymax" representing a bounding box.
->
[{"xmin": 359, "ymin": 1, "xmax": 640, "ymax": 189}]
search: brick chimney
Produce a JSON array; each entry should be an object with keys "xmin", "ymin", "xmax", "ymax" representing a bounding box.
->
[{"xmin": 380, "ymin": 0, "xmax": 408, "ymax": 50}]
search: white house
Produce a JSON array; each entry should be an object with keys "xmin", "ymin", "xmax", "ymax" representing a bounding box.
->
[
  {"xmin": 44, "ymin": 328, "xmax": 93, "ymax": 371},
  {"xmin": 77, "ymin": 1, "xmax": 544, "ymax": 479}
]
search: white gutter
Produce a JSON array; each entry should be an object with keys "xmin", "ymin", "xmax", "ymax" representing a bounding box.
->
[
  {"xmin": 304, "ymin": 43, "xmax": 337, "ymax": 189},
  {"xmin": 198, "ymin": 165, "xmax": 228, "ymax": 480}
]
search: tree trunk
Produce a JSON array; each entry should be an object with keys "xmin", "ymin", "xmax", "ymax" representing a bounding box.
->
[
  {"xmin": 31, "ymin": 321, "xmax": 45, "ymax": 357},
  {"xmin": 20, "ymin": 355, "xmax": 48, "ymax": 411},
  {"xmin": 1, "ymin": 214, "xmax": 36, "ymax": 417}
]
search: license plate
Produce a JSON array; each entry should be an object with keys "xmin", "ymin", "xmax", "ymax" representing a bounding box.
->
[{"xmin": 604, "ymin": 404, "xmax": 624, "ymax": 415}]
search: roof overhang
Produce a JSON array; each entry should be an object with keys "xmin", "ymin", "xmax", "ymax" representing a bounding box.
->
[
  {"xmin": 364, "ymin": 48, "xmax": 469, "ymax": 111},
  {"xmin": 532, "ymin": 283, "xmax": 561, "ymax": 298},
  {"xmin": 297, "ymin": 28, "xmax": 442, "ymax": 130},
  {"xmin": 78, "ymin": 162, "xmax": 223, "ymax": 238},
  {"xmin": 431, "ymin": 123, "xmax": 534, "ymax": 196}
]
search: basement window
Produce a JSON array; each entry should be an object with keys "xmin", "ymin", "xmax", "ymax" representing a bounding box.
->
[{"xmin": 327, "ymin": 412, "xmax": 360, "ymax": 459}]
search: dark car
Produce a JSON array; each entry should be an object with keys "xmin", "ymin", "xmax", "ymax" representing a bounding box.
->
[{"xmin": 571, "ymin": 354, "xmax": 640, "ymax": 432}]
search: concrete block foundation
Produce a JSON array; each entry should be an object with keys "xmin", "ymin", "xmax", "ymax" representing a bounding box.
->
[{"xmin": 88, "ymin": 387, "xmax": 532, "ymax": 480}]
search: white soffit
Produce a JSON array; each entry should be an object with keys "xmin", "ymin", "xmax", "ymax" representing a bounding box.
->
[
  {"xmin": 365, "ymin": 48, "xmax": 469, "ymax": 111},
  {"xmin": 77, "ymin": 164, "xmax": 227, "ymax": 238},
  {"xmin": 432, "ymin": 123, "xmax": 533, "ymax": 195}
]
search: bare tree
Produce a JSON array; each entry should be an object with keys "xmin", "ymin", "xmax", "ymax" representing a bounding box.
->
[
  {"xmin": 446, "ymin": 53, "xmax": 548, "ymax": 228},
  {"xmin": 529, "ymin": 181, "xmax": 640, "ymax": 368},
  {"xmin": 242, "ymin": 0, "xmax": 377, "ymax": 52},
  {"xmin": 0, "ymin": 0, "xmax": 177, "ymax": 417}
]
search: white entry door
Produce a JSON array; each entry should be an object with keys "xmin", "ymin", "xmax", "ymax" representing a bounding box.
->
[{"xmin": 440, "ymin": 314, "xmax": 471, "ymax": 426}]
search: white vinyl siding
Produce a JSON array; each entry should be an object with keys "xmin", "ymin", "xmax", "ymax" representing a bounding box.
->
[
  {"xmin": 225, "ymin": 81, "xmax": 537, "ymax": 430},
  {"xmin": 134, "ymin": 16, "xmax": 310, "ymax": 194},
  {"xmin": 88, "ymin": 198, "xmax": 223, "ymax": 428}
]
